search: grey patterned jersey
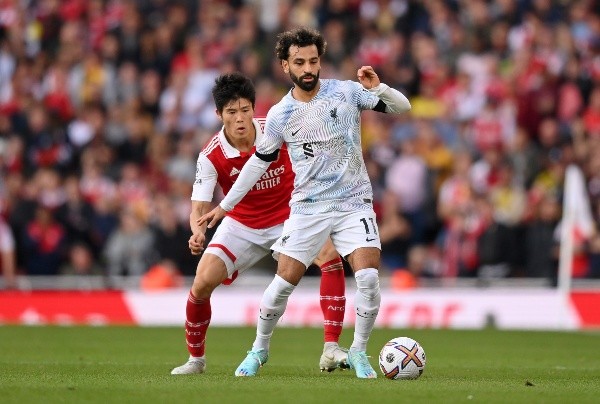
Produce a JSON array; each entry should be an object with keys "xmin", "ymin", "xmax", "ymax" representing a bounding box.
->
[{"xmin": 258, "ymin": 79, "xmax": 380, "ymax": 214}]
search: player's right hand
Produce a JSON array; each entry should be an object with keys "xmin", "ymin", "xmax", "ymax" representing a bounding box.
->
[
  {"xmin": 198, "ymin": 205, "xmax": 226, "ymax": 229},
  {"xmin": 188, "ymin": 233, "xmax": 206, "ymax": 255}
]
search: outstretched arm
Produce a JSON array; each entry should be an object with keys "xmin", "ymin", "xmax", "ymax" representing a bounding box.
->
[
  {"xmin": 357, "ymin": 65, "xmax": 411, "ymax": 114},
  {"xmin": 197, "ymin": 153, "xmax": 273, "ymax": 228}
]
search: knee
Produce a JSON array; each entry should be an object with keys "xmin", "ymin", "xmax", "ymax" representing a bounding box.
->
[
  {"xmin": 191, "ymin": 273, "xmax": 220, "ymax": 298},
  {"xmin": 356, "ymin": 268, "xmax": 380, "ymax": 301},
  {"xmin": 277, "ymin": 267, "xmax": 304, "ymax": 286},
  {"xmin": 276, "ymin": 257, "xmax": 306, "ymax": 286}
]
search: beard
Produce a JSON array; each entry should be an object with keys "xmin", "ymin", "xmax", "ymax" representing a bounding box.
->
[{"xmin": 290, "ymin": 70, "xmax": 320, "ymax": 92}]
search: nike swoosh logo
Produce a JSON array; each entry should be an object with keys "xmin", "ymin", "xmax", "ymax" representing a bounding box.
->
[
  {"xmin": 291, "ymin": 129, "xmax": 300, "ymax": 136},
  {"xmin": 366, "ymin": 237, "xmax": 376, "ymax": 242}
]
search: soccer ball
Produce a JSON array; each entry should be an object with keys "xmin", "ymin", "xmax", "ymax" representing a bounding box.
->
[{"xmin": 378, "ymin": 337, "xmax": 426, "ymax": 380}]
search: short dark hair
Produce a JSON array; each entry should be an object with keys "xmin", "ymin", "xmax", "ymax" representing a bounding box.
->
[
  {"xmin": 212, "ymin": 72, "xmax": 256, "ymax": 113},
  {"xmin": 275, "ymin": 27, "xmax": 327, "ymax": 61}
]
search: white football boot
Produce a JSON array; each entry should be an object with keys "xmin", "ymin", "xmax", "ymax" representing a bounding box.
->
[
  {"xmin": 319, "ymin": 343, "xmax": 350, "ymax": 372},
  {"xmin": 171, "ymin": 357, "xmax": 206, "ymax": 375}
]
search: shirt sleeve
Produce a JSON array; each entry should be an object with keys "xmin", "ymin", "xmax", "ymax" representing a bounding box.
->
[
  {"xmin": 219, "ymin": 154, "xmax": 270, "ymax": 211},
  {"xmin": 256, "ymin": 107, "xmax": 285, "ymax": 155},
  {"xmin": 368, "ymin": 83, "xmax": 412, "ymax": 113},
  {"xmin": 191, "ymin": 153, "xmax": 218, "ymax": 202},
  {"xmin": 352, "ymin": 80, "xmax": 381, "ymax": 110}
]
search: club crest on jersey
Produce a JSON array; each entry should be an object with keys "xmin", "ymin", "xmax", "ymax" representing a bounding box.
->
[
  {"xmin": 230, "ymin": 167, "xmax": 240, "ymax": 176},
  {"xmin": 330, "ymin": 108, "xmax": 337, "ymax": 119}
]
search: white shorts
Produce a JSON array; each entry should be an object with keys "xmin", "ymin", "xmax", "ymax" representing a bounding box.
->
[
  {"xmin": 272, "ymin": 210, "xmax": 381, "ymax": 267},
  {"xmin": 205, "ymin": 216, "xmax": 281, "ymax": 283}
]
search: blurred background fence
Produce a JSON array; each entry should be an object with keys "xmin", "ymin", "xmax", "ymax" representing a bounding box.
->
[{"xmin": 1, "ymin": 0, "xmax": 600, "ymax": 296}]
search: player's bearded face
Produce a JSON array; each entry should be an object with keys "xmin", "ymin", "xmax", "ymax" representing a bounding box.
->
[{"xmin": 289, "ymin": 70, "xmax": 320, "ymax": 92}]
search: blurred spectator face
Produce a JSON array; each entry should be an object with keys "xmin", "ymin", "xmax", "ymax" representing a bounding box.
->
[
  {"xmin": 482, "ymin": 147, "xmax": 502, "ymax": 166},
  {"xmin": 140, "ymin": 70, "xmax": 160, "ymax": 98},
  {"xmin": 3, "ymin": 171, "xmax": 23, "ymax": 201},
  {"xmin": 85, "ymin": 105, "xmax": 105, "ymax": 136},
  {"xmin": 69, "ymin": 243, "xmax": 94, "ymax": 274},
  {"xmin": 155, "ymin": 24, "xmax": 173, "ymax": 50},
  {"xmin": 63, "ymin": 176, "xmax": 81, "ymax": 202},
  {"xmin": 154, "ymin": 195, "xmax": 178, "ymax": 231},
  {"xmin": 120, "ymin": 5, "xmax": 141, "ymax": 33},
  {"xmin": 59, "ymin": 20, "xmax": 81, "ymax": 46},
  {"xmin": 36, "ymin": 168, "xmax": 65, "ymax": 209},
  {"xmin": 490, "ymin": 21, "xmax": 509, "ymax": 53},
  {"xmin": 497, "ymin": 161, "xmax": 514, "ymax": 186},
  {"xmin": 407, "ymin": 245, "xmax": 428, "ymax": 277},
  {"xmin": 239, "ymin": 50, "xmax": 262, "ymax": 80},
  {"xmin": 27, "ymin": 105, "xmax": 48, "ymax": 133},
  {"xmin": 34, "ymin": 205, "xmax": 54, "ymax": 227},
  {"xmin": 533, "ymin": 0, "xmax": 553, "ymax": 14},
  {"xmin": 453, "ymin": 151, "xmax": 472, "ymax": 177},
  {"xmin": 538, "ymin": 118, "xmax": 559, "ymax": 148},
  {"xmin": 120, "ymin": 209, "xmax": 144, "ymax": 234},
  {"xmin": 100, "ymin": 34, "xmax": 119, "ymax": 62},
  {"xmin": 538, "ymin": 196, "xmax": 560, "ymax": 222},
  {"xmin": 589, "ymin": 87, "xmax": 600, "ymax": 111},
  {"xmin": 167, "ymin": 3, "xmax": 188, "ymax": 30}
]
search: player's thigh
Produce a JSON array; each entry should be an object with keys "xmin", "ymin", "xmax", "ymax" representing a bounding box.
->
[
  {"xmin": 346, "ymin": 247, "xmax": 381, "ymax": 273},
  {"xmin": 272, "ymin": 213, "xmax": 332, "ymax": 268},
  {"xmin": 206, "ymin": 217, "xmax": 280, "ymax": 278},
  {"xmin": 313, "ymin": 237, "xmax": 339, "ymax": 267},
  {"xmin": 330, "ymin": 210, "xmax": 381, "ymax": 269},
  {"xmin": 193, "ymin": 253, "xmax": 229, "ymax": 294},
  {"xmin": 276, "ymin": 253, "xmax": 310, "ymax": 285}
]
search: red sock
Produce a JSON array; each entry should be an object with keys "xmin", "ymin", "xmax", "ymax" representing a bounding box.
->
[
  {"xmin": 319, "ymin": 257, "xmax": 345, "ymax": 343},
  {"xmin": 185, "ymin": 291, "xmax": 211, "ymax": 357}
]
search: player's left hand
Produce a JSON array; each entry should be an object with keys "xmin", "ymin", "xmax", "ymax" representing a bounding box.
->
[
  {"xmin": 357, "ymin": 66, "xmax": 380, "ymax": 90},
  {"xmin": 198, "ymin": 205, "xmax": 227, "ymax": 229}
]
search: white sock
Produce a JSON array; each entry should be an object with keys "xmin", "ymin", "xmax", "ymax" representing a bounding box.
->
[
  {"xmin": 351, "ymin": 268, "xmax": 380, "ymax": 352},
  {"xmin": 252, "ymin": 275, "xmax": 296, "ymax": 351}
]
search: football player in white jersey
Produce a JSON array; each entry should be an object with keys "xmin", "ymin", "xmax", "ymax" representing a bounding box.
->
[
  {"xmin": 199, "ymin": 28, "xmax": 411, "ymax": 378},
  {"xmin": 170, "ymin": 73, "xmax": 349, "ymax": 376}
]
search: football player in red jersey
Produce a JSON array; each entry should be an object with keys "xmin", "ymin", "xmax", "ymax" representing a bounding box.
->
[{"xmin": 171, "ymin": 73, "xmax": 347, "ymax": 375}]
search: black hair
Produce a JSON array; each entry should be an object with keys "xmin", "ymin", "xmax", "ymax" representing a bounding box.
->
[
  {"xmin": 275, "ymin": 27, "xmax": 327, "ymax": 61},
  {"xmin": 211, "ymin": 72, "xmax": 256, "ymax": 113}
]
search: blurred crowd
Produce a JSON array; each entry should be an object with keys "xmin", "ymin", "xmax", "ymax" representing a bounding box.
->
[{"xmin": 1, "ymin": 0, "xmax": 600, "ymax": 290}]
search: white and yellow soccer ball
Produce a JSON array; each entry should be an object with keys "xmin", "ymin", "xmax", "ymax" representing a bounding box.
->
[{"xmin": 378, "ymin": 337, "xmax": 426, "ymax": 380}]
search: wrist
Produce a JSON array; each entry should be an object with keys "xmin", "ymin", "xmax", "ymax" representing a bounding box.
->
[
  {"xmin": 219, "ymin": 202, "xmax": 232, "ymax": 212},
  {"xmin": 368, "ymin": 83, "xmax": 389, "ymax": 96}
]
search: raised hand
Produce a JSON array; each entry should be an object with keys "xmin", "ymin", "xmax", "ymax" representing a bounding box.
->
[{"xmin": 357, "ymin": 66, "xmax": 380, "ymax": 90}]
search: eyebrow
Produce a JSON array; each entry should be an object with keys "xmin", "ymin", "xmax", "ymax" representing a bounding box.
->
[
  {"xmin": 224, "ymin": 105, "xmax": 251, "ymax": 111},
  {"xmin": 292, "ymin": 56, "xmax": 318, "ymax": 62}
]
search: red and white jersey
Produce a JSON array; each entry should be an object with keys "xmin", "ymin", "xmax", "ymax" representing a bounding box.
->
[{"xmin": 191, "ymin": 118, "xmax": 293, "ymax": 229}]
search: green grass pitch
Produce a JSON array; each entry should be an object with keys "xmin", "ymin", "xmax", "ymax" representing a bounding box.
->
[{"xmin": 0, "ymin": 326, "xmax": 599, "ymax": 403}]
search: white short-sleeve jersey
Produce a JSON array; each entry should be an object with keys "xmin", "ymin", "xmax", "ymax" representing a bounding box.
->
[{"xmin": 259, "ymin": 79, "xmax": 380, "ymax": 214}]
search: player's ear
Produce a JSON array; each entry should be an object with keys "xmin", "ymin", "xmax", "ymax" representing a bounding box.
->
[
  {"xmin": 215, "ymin": 109, "xmax": 222, "ymax": 121},
  {"xmin": 281, "ymin": 60, "xmax": 289, "ymax": 74}
]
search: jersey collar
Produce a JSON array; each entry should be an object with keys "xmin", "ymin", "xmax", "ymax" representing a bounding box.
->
[{"xmin": 218, "ymin": 118, "xmax": 263, "ymax": 159}]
